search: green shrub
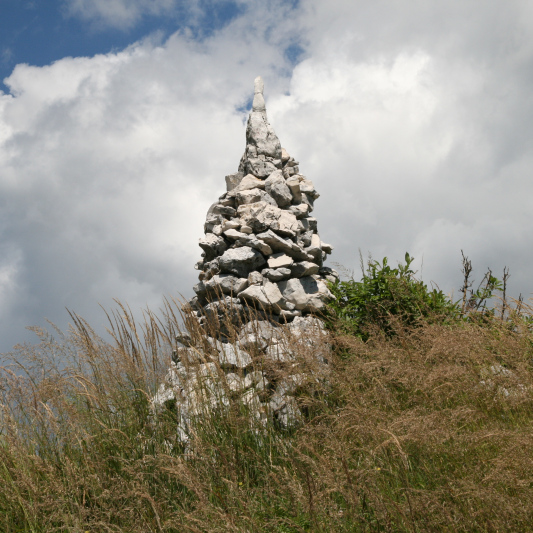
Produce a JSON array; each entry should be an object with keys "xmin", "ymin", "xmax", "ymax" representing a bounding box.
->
[{"xmin": 327, "ymin": 253, "xmax": 460, "ymax": 339}]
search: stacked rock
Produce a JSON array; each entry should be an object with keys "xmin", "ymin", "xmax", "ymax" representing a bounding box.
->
[
  {"xmin": 190, "ymin": 76, "xmax": 337, "ymax": 325},
  {"xmin": 153, "ymin": 77, "xmax": 338, "ymax": 436}
]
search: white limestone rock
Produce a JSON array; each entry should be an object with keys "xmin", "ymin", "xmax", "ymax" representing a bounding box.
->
[
  {"xmin": 235, "ymin": 236, "xmax": 273, "ymax": 256},
  {"xmin": 235, "ymin": 188, "xmax": 277, "ymax": 207},
  {"xmin": 225, "ymin": 172, "xmax": 244, "ymax": 191},
  {"xmin": 277, "ymin": 397, "xmax": 302, "ymax": 429},
  {"xmin": 288, "ymin": 204, "xmax": 309, "ymax": 219},
  {"xmin": 219, "ymin": 246, "xmax": 266, "ymax": 278},
  {"xmin": 265, "ymin": 170, "xmax": 292, "ymax": 207},
  {"xmin": 305, "ymin": 233, "xmax": 323, "ymax": 263},
  {"xmin": 221, "ymin": 219, "xmax": 241, "ymax": 232},
  {"xmin": 238, "ymin": 320, "xmax": 282, "ymax": 345},
  {"xmin": 225, "ymin": 373, "xmax": 245, "ymax": 392},
  {"xmin": 244, "ymin": 371, "xmax": 269, "ymax": 391},
  {"xmin": 248, "ymin": 271, "xmax": 264, "ymax": 285},
  {"xmin": 277, "ymin": 276, "xmax": 333, "ymax": 312},
  {"xmin": 256, "ymin": 230, "xmax": 312, "ymax": 262},
  {"xmin": 264, "ymin": 344, "xmax": 295, "ymax": 363},
  {"xmin": 216, "ymin": 342, "xmax": 253, "ymax": 369},
  {"xmin": 268, "ymin": 253, "xmax": 294, "ymax": 269},
  {"xmin": 199, "ymin": 233, "xmax": 227, "ymax": 262},
  {"xmin": 238, "ymin": 281, "xmax": 285, "ymax": 312},
  {"xmin": 291, "ymin": 261, "xmax": 319, "ymax": 278},
  {"xmin": 205, "ymin": 274, "xmax": 248, "ymax": 296},
  {"xmin": 237, "ymin": 202, "xmax": 298, "ymax": 237},
  {"xmin": 229, "ymin": 174, "xmax": 266, "ymax": 194},
  {"xmin": 299, "ymin": 178, "xmax": 320, "ymax": 199},
  {"xmin": 262, "ymin": 268, "xmax": 290, "ymax": 282},
  {"xmin": 321, "ymin": 242, "xmax": 333, "ymax": 254}
]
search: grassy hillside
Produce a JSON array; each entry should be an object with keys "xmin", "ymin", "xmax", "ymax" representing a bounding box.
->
[{"xmin": 1, "ymin": 257, "xmax": 532, "ymax": 532}]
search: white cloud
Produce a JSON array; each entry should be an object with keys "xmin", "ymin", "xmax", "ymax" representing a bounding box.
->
[
  {"xmin": 64, "ymin": 0, "xmax": 180, "ymax": 29},
  {"xmin": 2, "ymin": 0, "xmax": 533, "ymax": 351},
  {"xmin": 0, "ymin": 16, "xmax": 296, "ymax": 351}
]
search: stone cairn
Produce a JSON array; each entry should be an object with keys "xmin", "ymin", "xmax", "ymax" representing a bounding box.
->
[{"xmin": 153, "ymin": 77, "xmax": 339, "ymax": 440}]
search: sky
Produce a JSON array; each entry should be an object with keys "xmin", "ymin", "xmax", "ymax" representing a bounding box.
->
[{"xmin": 1, "ymin": 0, "xmax": 533, "ymax": 353}]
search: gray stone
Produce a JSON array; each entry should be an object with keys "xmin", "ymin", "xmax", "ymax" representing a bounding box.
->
[
  {"xmin": 199, "ymin": 233, "xmax": 227, "ymax": 262},
  {"xmin": 246, "ymin": 112, "xmax": 282, "ymax": 159},
  {"xmin": 277, "ymin": 397, "xmax": 302, "ymax": 428},
  {"xmin": 235, "ymin": 188, "xmax": 277, "ymax": 207},
  {"xmin": 268, "ymin": 253, "xmax": 294, "ymax": 269},
  {"xmin": 282, "ymin": 166, "xmax": 295, "ymax": 179},
  {"xmin": 305, "ymin": 233, "xmax": 323, "ymax": 263},
  {"xmin": 288, "ymin": 204, "xmax": 309, "ymax": 219},
  {"xmin": 321, "ymin": 242, "xmax": 333, "ymax": 254},
  {"xmin": 262, "ymin": 268, "xmax": 290, "ymax": 282},
  {"xmin": 288, "ymin": 316, "xmax": 326, "ymax": 338},
  {"xmin": 244, "ymin": 371, "xmax": 269, "ymax": 390},
  {"xmin": 204, "ymin": 213, "xmax": 225, "ymax": 233},
  {"xmin": 224, "ymin": 228, "xmax": 246, "ymax": 240},
  {"xmin": 239, "ymin": 320, "xmax": 282, "ymax": 344},
  {"xmin": 234, "ymin": 234, "xmax": 273, "ymax": 255},
  {"xmin": 218, "ymin": 196, "xmax": 236, "ymax": 207},
  {"xmin": 277, "ymin": 276, "xmax": 333, "ymax": 312},
  {"xmin": 264, "ymin": 344, "xmax": 295, "ymax": 363},
  {"xmin": 216, "ymin": 342, "xmax": 253, "ymax": 369},
  {"xmin": 219, "ymin": 246, "xmax": 266, "ymax": 278},
  {"xmin": 221, "ymin": 219, "xmax": 241, "ymax": 232},
  {"xmin": 291, "ymin": 261, "xmax": 319, "ymax": 278},
  {"xmin": 240, "ymin": 225, "xmax": 253, "ymax": 234},
  {"xmin": 299, "ymin": 178, "xmax": 319, "ymax": 199},
  {"xmin": 205, "ymin": 274, "xmax": 248, "ymax": 296},
  {"xmin": 270, "ymin": 210, "xmax": 299, "ymax": 237},
  {"xmin": 319, "ymin": 266, "xmax": 339, "ymax": 280},
  {"xmin": 279, "ymin": 309, "xmax": 302, "ymax": 321},
  {"xmin": 201, "ymin": 258, "xmax": 220, "ymax": 281},
  {"xmin": 253, "ymin": 76, "xmax": 266, "ymax": 111},
  {"xmin": 229, "ymin": 174, "xmax": 266, "ymax": 194},
  {"xmin": 237, "ymin": 202, "xmax": 298, "ymax": 237},
  {"xmin": 238, "ymin": 333, "xmax": 268, "ymax": 352},
  {"xmin": 285, "ymin": 176, "xmax": 302, "ymax": 203},
  {"xmin": 225, "ymin": 373, "xmax": 244, "ymax": 392},
  {"xmin": 203, "ymin": 297, "xmax": 244, "ymax": 327},
  {"xmin": 301, "ymin": 217, "xmax": 318, "ymax": 232},
  {"xmin": 238, "ymin": 281, "xmax": 285, "ymax": 312},
  {"xmin": 281, "ymin": 148, "xmax": 290, "ymax": 163},
  {"xmin": 248, "ymin": 271, "xmax": 263, "ymax": 285},
  {"xmin": 300, "ymin": 193, "xmax": 315, "ymax": 212},
  {"xmin": 225, "ymin": 172, "xmax": 244, "ymax": 192},
  {"xmin": 235, "ymin": 188, "xmax": 262, "ymax": 206},
  {"xmin": 256, "ymin": 230, "xmax": 312, "ymax": 262},
  {"xmin": 211, "ymin": 204, "xmax": 236, "ymax": 217},
  {"xmin": 245, "ymin": 157, "xmax": 278, "ymax": 179},
  {"xmin": 265, "ymin": 170, "xmax": 292, "ymax": 207}
]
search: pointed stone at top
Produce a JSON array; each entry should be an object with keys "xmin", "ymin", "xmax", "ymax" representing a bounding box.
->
[
  {"xmin": 252, "ymin": 76, "xmax": 266, "ymax": 112},
  {"xmin": 239, "ymin": 76, "xmax": 282, "ymax": 176}
]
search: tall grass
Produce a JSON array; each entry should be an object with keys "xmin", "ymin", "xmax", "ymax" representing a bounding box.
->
[{"xmin": 1, "ymin": 296, "xmax": 532, "ymax": 531}]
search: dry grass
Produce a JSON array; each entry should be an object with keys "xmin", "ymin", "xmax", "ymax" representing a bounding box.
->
[{"xmin": 0, "ymin": 298, "xmax": 532, "ymax": 532}]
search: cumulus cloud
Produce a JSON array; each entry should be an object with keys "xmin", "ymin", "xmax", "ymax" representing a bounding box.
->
[
  {"xmin": 64, "ymin": 0, "xmax": 180, "ymax": 29},
  {"xmin": 0, "ymin": 10, "xmax": 298, "ymax": 351},
  {"xmin": 1, "ymin": 0, "xmax": 533, "ymax": 352}
]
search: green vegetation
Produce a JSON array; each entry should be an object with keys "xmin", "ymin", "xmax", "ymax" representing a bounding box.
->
[
  {"xmin": 0, "ymin": 255, "xmax": 532, "ymax": 532},
  {"xmin": 328, "ymin": 253, "xmax": 460, "ymax": 340}
]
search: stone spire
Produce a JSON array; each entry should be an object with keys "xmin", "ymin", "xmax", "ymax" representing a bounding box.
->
[
  {"xmin": 152, "ymin": 78, "xmax": 338, "ymax": 434},
  {"xmin": 238, "ymin": 76, "xmax": 282, "ymax": 178},
  {"xmin": 189, "ymin": 76, "xmax": 337, "ymax": 327}
]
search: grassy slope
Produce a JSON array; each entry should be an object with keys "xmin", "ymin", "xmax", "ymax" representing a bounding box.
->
[{"xmin": 0, "ymin": 299, "xmax": 532, "ymax": 532}]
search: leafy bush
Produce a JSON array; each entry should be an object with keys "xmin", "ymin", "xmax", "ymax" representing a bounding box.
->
[{"xmin": 327, "ymin": 253, "xmax": 460, "ymax": 339}]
